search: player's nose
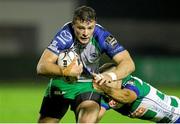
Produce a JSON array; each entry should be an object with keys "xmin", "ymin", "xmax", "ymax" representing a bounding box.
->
[{"xmin": 82, "ymin": 29, "xmax": 88, "ymax": 37}]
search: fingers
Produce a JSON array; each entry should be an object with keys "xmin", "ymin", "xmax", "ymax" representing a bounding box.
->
[
  {"xmin": 93, "ymin": 73, "xmax": 103, "ymax": 80},
  {"xmin": 93, "ymin": 73, "xmax": 111, "ymax": 85},
  {"xmin": 109, "ymin": 100, "xmax": 118, "ymax": 108},
  {"xmin": 74, "ymin": 63, "xmax": 83, "ymax": 77},
  {"xmin": 71, "ymin": 57, "xmax": 77, "ymax": 64},
  {"xmin": 92, "ymin": 83, "xmax": 103, "ymax": 93},
  {"xmin": 63, "ymin": 57, "xmax": 83, "ymax": 77},
  {"xmin": 130, "ymin": 107, "xmax": 146, "ymax": 118},
  {"xmin": 79, "ymin": 64, "xmax": 83, "ymax": 74},
  {"xmin": 73, "ymin": 57, "xmax": 83, "ymax": 74},
  {"xmin": 93, "ymin": 73, "xmax": 104, "ymax": 85},
  {"xmin": 99, "ymin": 78, "xmax": 108, "ymax": 85},
  {"xmin": 105, "ymin": 80, "xmax": 121, "ymax": 88}
]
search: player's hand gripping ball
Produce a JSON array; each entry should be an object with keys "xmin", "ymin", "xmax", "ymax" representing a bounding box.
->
[
  {"xmin": 58, "ymin": 50, "xmax": 81, "ymax": 82},
  {"xmin": 58, "ymin": 50, "xmax": 79, "ymax": 68}
]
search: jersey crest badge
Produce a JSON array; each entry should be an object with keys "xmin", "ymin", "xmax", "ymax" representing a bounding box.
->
[{"xmin": 105, "ymin": 35, "xmax": 118, "ymax": 47}]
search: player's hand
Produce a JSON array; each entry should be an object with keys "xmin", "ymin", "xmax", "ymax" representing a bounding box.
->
[
  {"xmin": 104, "ymin": 80, "xmax": 121, "ymax": 89},
  {"xmin": 92, "ymin": 82, "xmax": 104, "ymax": 93},
  {"xmin": 130, "ymin": 107, "xmax": 146, "ymax": 118},
  {"xmin": 108, "ymin": 99, "xmax": 123, "ymax": 109},
  {"xmin": 92, "ymin": 73, "xmax": 112, "ymax": 85},
  {"xmin": 62, "ymin": 57, "xmax": 83, "ymax": 77}
]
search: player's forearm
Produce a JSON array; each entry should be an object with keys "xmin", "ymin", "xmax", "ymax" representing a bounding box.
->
[
  {"xmin": 112, "ymin": 50, "xmax": 135, "ymax": 80},
  {"xmin": 114, "ymin": 59, "xmax": 135, "ymax": 80},
  {"xmin": 102, "ymin": 86, "xmax": 134, "ymax": 104},
  {"xmin": 36, "ymin": 49, "xmax": 64, "ymax": 77},
  {"xmin": 37, "ymin": 62, "xmax": 63, "ymax": 77}
]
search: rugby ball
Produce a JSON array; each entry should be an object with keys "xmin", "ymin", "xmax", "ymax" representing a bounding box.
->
[{"xmin": 58, "ymin": 50, "xmax": 78, "ymax": 69}]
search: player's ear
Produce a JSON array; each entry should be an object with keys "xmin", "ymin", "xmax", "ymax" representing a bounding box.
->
[{"xmin": 72, "ymin": 22, "xmax": 76, "ymax": 29}]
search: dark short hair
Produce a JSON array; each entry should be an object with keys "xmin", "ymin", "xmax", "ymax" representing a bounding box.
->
[{"xmin": 73, "ymin": 6, "xmax": 96, "ymax": 24}]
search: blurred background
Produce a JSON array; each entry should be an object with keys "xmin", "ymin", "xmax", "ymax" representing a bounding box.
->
[{"xmin": 0, "ymin": 0, "xmax": 179, "ymax": 123}]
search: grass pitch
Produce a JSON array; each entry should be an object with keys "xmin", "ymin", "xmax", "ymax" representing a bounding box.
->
[{"xmin": 0, "ymin": 81, "xmax": 179, "ymax": 123}]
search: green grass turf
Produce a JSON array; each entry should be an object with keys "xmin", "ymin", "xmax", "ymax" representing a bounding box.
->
[{"xmin": 0, "ymin": 81, "xmax": 179, "ymax": 123}]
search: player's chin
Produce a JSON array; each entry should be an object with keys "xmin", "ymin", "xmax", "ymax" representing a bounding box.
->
[{"xmin": 79, "ymin": 38, "xmax": 89, "ymax": 44}]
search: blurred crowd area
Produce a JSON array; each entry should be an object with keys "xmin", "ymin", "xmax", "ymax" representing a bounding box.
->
[{"xmin": 0, "ymin": 0, "xmax": 180, "ymax": 86}]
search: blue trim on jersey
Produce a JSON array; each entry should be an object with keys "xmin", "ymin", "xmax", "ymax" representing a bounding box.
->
[
  {"xmin": 47, "ymin": 23, "xmax": 74, "ymax": 55},
  {"xmin": 175, "ymin": 117, "xmax": 180, "ymax": 123},
  {"xmin": 46, "ymin": 47, "xmax": 59, "ymax": 56},
  {"xmin": 55, "ymin": 23, "xmax": 74, "ymax": 49},
  {"xmin": 93, "ymin": 24, "xmax": 125, "ymax": 58},
  {"xmin": 124, "ymin": 84, "xmax": 140, "ymax": 97},
  {"xmin": 101, "ymin": 103, "xmax": 110, "ymax": 110}
]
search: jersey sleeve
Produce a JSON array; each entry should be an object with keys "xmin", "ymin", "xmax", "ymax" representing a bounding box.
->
[
  {"xmin": 47, "ymin": 23, "xmax": 74, "ymax": 55},
  {"xmin": 94, "ymin": 24, "xmax": 125, "ymax": 58},
  {"xmin": 124, "ymin": 84, "xmax": 140, "ymax": 97},
  {"xmin": 122, "ymin": 76, "xmax": 140, "ymax": 97}
]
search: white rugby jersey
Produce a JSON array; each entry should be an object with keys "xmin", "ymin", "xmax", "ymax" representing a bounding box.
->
[{"xmin": 115, "ymin": 75, "xmax": 180, "ymax": 123}]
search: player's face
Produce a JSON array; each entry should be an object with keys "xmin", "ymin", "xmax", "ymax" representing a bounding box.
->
[{"xmin": 73, "ymin": 19, "xmax": 96, "ymax": 45}]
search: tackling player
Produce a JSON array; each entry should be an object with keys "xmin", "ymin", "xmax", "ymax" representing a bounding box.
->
[
  {"xmin": 36, "ymin": 6, "xmax": 135, "ymax": 123},
  {"xmin": 93, "ymin": 63, "xmax": 180, "ymax": 123}
]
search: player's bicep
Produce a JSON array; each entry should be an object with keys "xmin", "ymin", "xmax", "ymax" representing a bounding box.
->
[
  {"xmin": 111, "ymin": 50, "xmax": 135, "ymax": 80},
  {"xmin": 37, "ymin": 49, "xmax": 58, "ymax": 73},
  {"xmin": 113, "ymin": 50, "xmax": 134, "ymax": 65},
  {"xmin": 39, "ymin": 49, "xmax": 58, "ymax": 64}
]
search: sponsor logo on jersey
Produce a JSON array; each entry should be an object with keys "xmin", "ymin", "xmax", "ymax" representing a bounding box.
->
[
  {"xmin": 105, "ymin": 35, "xmax": 118, "ymax": 47},
  {"xmin": 56, "ymin": 30, "xmax": 72, "ymax": 45},
  {"xmin": 126, "ymin": 80, "xmax": 135, "ymax": 86},
  {"xmin": 54, "ymin": 90, "xmax": 66, "ymax": 95},
  {"xmin": 90, "ymin": 53, "xmax": 98, "ymax": 58},
  {"xmin": 48, "ymin": 40, "xmax": 60, "ymax": 53}
]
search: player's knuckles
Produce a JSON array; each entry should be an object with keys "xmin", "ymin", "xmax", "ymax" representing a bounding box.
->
[
  {"xmin": 72, "ymin": 57, "xmax": 77, "ymax": 61},
  {"xmin": 63, "ymin": 68, "xmax": 71, "ymax": 76},
  {"xmin": 103, "ymin": 75, "xmax": 111, "ymax": 81},
  {"xmin": 130, "ymin": 113, "xmax": 136, "ymax": 118},
  {"xmin": 95, "ymin": 79, "xmax": 101, "ymax": 83},
  {"xmin": 131, "ymin": 108, "xmax": 145, "ymax": 117},
  {"xmin": 67, "ymin": 68, "xmax": 79, "ymax": 77},
  {"xmin": 93, "ymin": 84, "xmax": 101, "ymax": 91},
  {"xmin": 99, "ymin": 80, "xmax": 106, "ymax": 85}
]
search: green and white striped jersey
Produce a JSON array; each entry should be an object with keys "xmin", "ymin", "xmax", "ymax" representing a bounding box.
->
[{"xmin": 117, "ymin": 75, "xmax": 180, "ymax": 123}]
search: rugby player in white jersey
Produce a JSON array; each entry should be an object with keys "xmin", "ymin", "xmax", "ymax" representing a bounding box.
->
[{"xmin": 93, "ymin": 63, "xmax": 180, "ymax": 123}]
